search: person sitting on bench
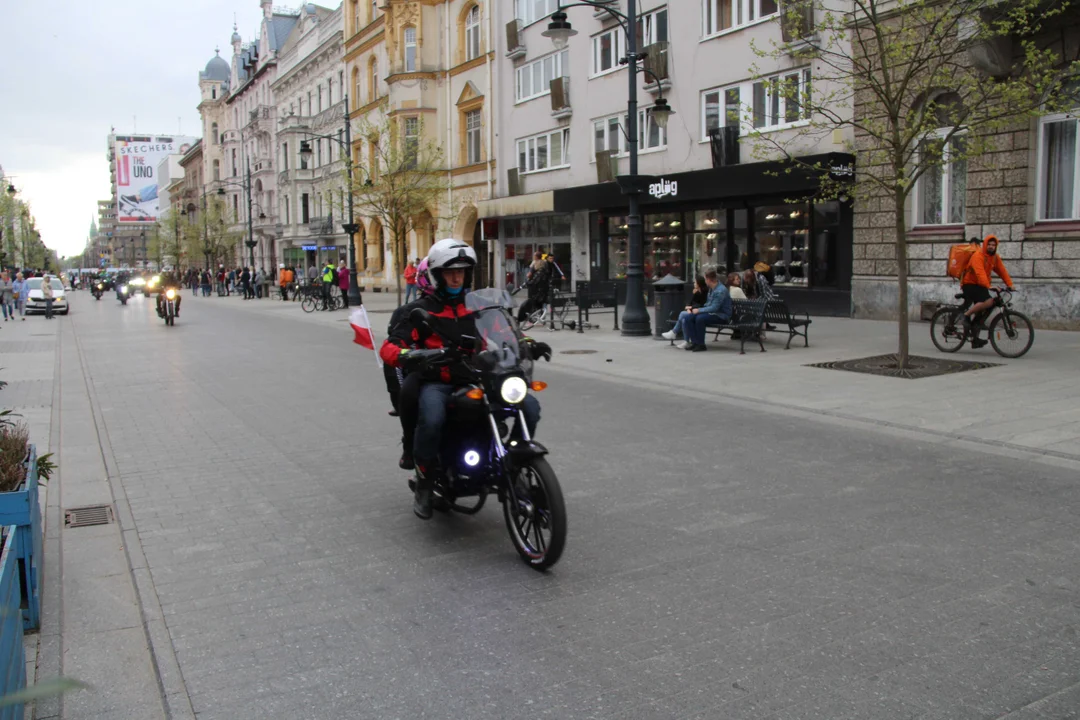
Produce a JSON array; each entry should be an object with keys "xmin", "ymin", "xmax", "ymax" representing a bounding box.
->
[
  {"xmin": 680, "ymin": 269, "xmax": 732, "ymax": 353},
  {"xmin": 661, "ymin": 275, "xmax": 708, "ymax": 348}
]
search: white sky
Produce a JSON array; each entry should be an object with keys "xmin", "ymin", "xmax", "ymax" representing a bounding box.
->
[{"xmin": 0, "ymin": 0, "xmax": 280, "ymax": 258}]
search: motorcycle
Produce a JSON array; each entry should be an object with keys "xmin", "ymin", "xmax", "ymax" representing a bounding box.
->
[
  {"xmin": 159, "ymin": 288, "xmax": 178, "ymax": 326},
  {"xmin": 92, "ymin": 283, "xmax": 104, "ymax": 301},
  {"xmin": 116, "ymin": 283, "xmax": 132, "ymax": 306},
  {"xmin": 402, "ymin": 288, "xmax": 566, "ymax": 571}
]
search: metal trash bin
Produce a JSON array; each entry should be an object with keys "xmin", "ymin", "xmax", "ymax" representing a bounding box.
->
[{"xmin": 653, "ymin": 275, "xmax": 686, "ymax": 337}]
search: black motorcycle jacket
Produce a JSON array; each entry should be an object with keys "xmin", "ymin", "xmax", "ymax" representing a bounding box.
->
[{"xmin": 380, "ymin": 292, "xmax": 479, "ymax": 385}]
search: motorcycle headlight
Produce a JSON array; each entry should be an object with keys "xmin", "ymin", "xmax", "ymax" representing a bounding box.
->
[
  {"xmin": 119, "ymin": 285, "xmax": 128, "ymax": 293},
  {"xmin": 499, "ymin": 376, "xmax": 528, "ymax": 405},
  {"xmin": 165, "ymin": 289, "xmax": 176, "ymax": 299},
  {"xmin": 96, "ymin": 284, "xmax": 103, "ymax": 289}
]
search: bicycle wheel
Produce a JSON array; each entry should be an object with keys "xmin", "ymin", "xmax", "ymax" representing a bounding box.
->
[
  {"xmin": 929, "ymin": 306, "xmax": 967, "ymax": 353},
  {"xmin": 332, "ymin": 295, "xmax": 344, "ymax": 310},
  {"xmin": 301, "ymin": 296, "xmax": 315, "ymax": 313},
  {"xmin": 989, "ymin": 310, "xmax": 1034, "ymax": 358}
]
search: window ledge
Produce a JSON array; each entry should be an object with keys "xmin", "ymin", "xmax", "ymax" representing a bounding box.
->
[
  {"xmin": 749, "ymin": 119, "xmax": 811, "ymax": 136},
  {"xmin": 589, "ymin": 67, "xmax": 625, "ymax": 81},
  {"xmin": 701, "ymin": 14, "xmax": 778, "ymax": 43},
  {"xmin": 908, "ymin": 224, "xmax": 965, "ymax": 237},
  {"xmin": 520, "ymin": 165, "xmax": 571, "ymax": 176},
  {"xmin": 1025, "ymin": 220, "xmax": 1080, "ymax": 235},
  {"xmin": 515, "ymin": 92, "xmax": 551, "ymax": 106}
]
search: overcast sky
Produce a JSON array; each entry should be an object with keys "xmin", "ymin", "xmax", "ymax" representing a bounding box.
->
[{"xmin": 0, "ymin": 0, "xmax": 285, "ymax": 259}]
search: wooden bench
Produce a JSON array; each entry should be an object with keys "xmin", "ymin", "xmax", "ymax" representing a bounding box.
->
[{"xmin": 764, "ymin": 299, "xmax": 812, "ymax": 349}]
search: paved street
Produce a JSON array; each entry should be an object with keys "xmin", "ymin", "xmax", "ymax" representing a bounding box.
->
[{"xmin": 10, "ymin": 290, "xmax": 1080, "ymax": 719}]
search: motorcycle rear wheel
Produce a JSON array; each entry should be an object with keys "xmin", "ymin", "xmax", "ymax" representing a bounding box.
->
[{"xmin": 503, "ymin": 457, "xmax": 566, "ymax": 571}]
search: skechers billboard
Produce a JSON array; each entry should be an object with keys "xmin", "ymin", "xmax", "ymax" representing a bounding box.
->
[{"xmin": 114, "ymin": 136, "xmax": 196, "ymax": 223}]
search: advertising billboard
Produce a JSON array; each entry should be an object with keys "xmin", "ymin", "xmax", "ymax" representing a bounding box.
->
[{"xmin": 114, "ymin": 135, "xmax": 196, "ymax": 223}]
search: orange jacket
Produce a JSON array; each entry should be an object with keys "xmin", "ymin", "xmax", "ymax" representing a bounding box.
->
[
  {"xmin": 962, "ymin": 248, "xmax": 1013, "ymax": 289},
  {"xmin": 279, "ymin": 269, "xmax": 293, "ymax": 286}
]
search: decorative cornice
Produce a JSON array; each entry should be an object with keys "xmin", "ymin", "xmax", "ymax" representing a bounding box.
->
[
  {"xmin": 386, "ymin": 71, "xmax": 440, "ymax": 84},
  {"xmin": 345, "ymin": 13, "xmax": 386, "ymax": 51},
  {"xmin": 345, "ymin": 27, "xmax": 386, "ymax": 61},
  {"xmin": 448, "ymin": 52, "xmax": 491, "ymax": 78},
  {"xmin": 352, "ymin": 95, "xmax": 389, "ymax": 118}
]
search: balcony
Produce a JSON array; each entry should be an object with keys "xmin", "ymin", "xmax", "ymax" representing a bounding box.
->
[
  {"xmin": 505, "ymin": 20, "xmax": 526, "ymax": 60},
  {"xmin": 642, "ymin": 42, "xmax": 671, "ymax": 95},
  {"xmin": 779, "ymin": 0, "xmax": 816, "ymax": 55},
  {"xmin": 709, "ymin": 126, "xmax": 740, "ymax": 168},
  {"xmin": 387, "ymin": 59, "xmax": 441, "ymax": 80},
  {"xmin": 550, "ymin": 77, "xmax": 571, "ymax": 120},
  {"xmin": 306, "ymin": 215, "xmax": 336, "ymax": 236},
  {"xmin": 246, "ymin": 105, "xmax": 274, "ymax": 135}
]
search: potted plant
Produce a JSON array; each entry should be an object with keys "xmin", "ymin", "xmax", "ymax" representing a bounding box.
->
[{"xmin": 0, "ymin": 382, "xmax": 54, "ymax": 631}]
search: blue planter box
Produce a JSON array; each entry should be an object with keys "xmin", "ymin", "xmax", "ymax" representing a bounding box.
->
[
  {"xmin": 0, "ymin": 526, "xmax": 27, "ymax": 718},
  {"xmin": 0, "ymin": 446, "xmax": 42, "ymax": 631}
]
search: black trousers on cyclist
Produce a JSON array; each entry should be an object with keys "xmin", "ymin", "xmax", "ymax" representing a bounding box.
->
[
  {"xmin": 517, "ymin": 297, "xmax": 538, "ymax": 323},
  {"xmin": 397, "ymin": 373, "xmax": 423, "ymax": 459}
]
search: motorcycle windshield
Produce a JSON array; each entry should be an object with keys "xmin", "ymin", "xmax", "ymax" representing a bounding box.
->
[{"xmin": 468, "ymin": 289, "xmax": 531, "ymax": 376}]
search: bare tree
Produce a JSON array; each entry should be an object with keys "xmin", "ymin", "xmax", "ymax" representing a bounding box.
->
[
  {"xmin": 347, "ymin": 118, "xmax": 451, "ymax": 305},
  {"xmin": 749, "ymin": 0, "xmax": 1077, "ymax": 367}
]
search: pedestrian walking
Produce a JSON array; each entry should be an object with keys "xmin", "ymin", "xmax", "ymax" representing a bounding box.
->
[
  {"xmin": 12, "ymin": 273, "xmax": 26, "ymax": 320},
  {"xmin": 41, "ymin": 274, "xmax": 55, "ymax": 319},
  {"xmin": 201, "ymin": 269, "xmax": 212, "ymax": 296},
  {"xmin": 279, "ymin": 264, "xmax": 292, "ymax": 301},
  {"xmin": 0, "ymin": 271, "xmax": 13, "ymax": 323},
  {"xmin": 241, "ymin": 267, "xmax": 252, "ymax": 299},
  {"xmin": 338, "ymin": 260, "xmax": 351, "ymax": 308},
  {"xmin": 227, "ymin": 268, "xmax": 236, "ymax": 296},
  {"xmin": 404, "ymin": 259, "xmax": 418, "ymax": 303}
]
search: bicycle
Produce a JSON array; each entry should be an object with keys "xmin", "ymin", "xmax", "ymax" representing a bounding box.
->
[
  {"xmin": 929, "ymin": 288, "xmax": 1034, "ymax": 358},
  {"xmin": 300, "ymin": 291, "xmax": 342, "ymax": 313}
]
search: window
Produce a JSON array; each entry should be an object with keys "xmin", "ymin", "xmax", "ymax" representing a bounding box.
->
[
  {"xmin": 318, "ymin": 85, "xmax": 323, "ymax": 112},
  {"xmin": 516, "ymin": 0, "xmax": 557, "ymax": 26},
  {"xmin": 702, "ymin": 85, "xmax": 742, "ymax": 139},
  {"xmin": 592, "ymin": 28, "xmax": 624, "ymax": 76},
  {"xmin": 404, "ymin": 117, "xmax": 420, "ymax": 169},
  {"xmin": 212, "ymin": 159, "xmax": 220, "ymax": 181},
  {"xmin": 636, "ymin": 7, "xmax": 669, "ymax": 46},
  {"xmin": 300, "ymin": 145, "xmax": 309, "ymax": 169},
  {"xmin": 703, "ymin": 0, "xmax": 779, "ymax": 36},
  {"xmin": 353, "ymin": 0, "xmax": 361, "ymax": 33},
  {"xmin": 284, "ymin": 196, "xmax": 290, "ymax": 224},
  {"xmin": 752, "ymin": 68, "xmax": 810, "ymax": 129},
  {"xmin": 211, "ymin": 122, "xmax": 219, "ymax": 145},
  {"xmin": 232, "ymin": 195, "xmax": 239, "ymax": 221},
  {"xmin": 231, "ymin": 149, "xmax": 237, "ymax": 176},
  {"xmin": 466, "ymin": 109, "xmax": 482, "ymax": 164},
  {"xmin": 354, "ymin": 68, "xmax": 362, "ymax": 104},
  {"xmin": 517, "ymin": 128, "xmax": 571, "ymax": 174},
  {"xmin": 404, "ymin": 26, "xmax": 417, "ymax": 72},
  {"xmin": 328, "ymin": 78, "xmax": 333, "ymax": 105},
  {"xmin": 371, "ymin": 0, "xmax": 378, "ymax": 21},
  {"xmin": 1038, "ymin": 114, "xmax": 1080, "ymax": 219},
  {"xmin": 301, "ymin": 193, "xmax": 310, "ymax": 223},
  {"xmin": 370, "ymin": 57, "xmax": 379, "ymax": 99},
  {"xmin": 316, "ymin": 139, "xmax": 323, "ymax": 167},
  {"xmin": 465, "ymin": 5, "xmax": 482, "ymax": 61},
  {"xmin": 593, "ymin": 109, "xmax": 667, "ymax": 155},
  {"xmin": 515, "ymin": 50, "xmax": 569, "ymax": 102},
  {"xmin": 914, "ymin": 133, "xmax": 967, "ymax": 225}
]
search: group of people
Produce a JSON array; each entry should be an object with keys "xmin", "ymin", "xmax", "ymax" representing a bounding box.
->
[
  {"xmin": 0, "ymin": 269, "xmax": 42, "ymax": 322},
  {"xmin": 661, "ymin": 262, "xmax": 777, "ymax": 351}
]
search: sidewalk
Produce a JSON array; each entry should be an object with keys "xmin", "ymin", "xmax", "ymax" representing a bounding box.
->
[
  {"xmin": 0, "ymin": 308, "xmax": 174, "ymax": 719},
  {"xmin": 213, "ymin": 290, "xmax": 1080, "ymax": 470}
]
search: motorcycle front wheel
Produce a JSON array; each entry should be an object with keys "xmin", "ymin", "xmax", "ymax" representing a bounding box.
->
[{"xmin": 503, "ymin": 457, "xmax": 566, "ymax": 571}]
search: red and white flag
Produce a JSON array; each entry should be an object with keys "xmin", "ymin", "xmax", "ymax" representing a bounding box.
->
[{"xmin": 349, "ymin": 306, "xmax": 383, "ymax": 367}]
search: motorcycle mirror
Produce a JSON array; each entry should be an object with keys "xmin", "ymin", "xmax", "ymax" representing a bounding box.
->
[{"xmin": 409, "ymin": 308, "xmax": 434, "ymax": 339}]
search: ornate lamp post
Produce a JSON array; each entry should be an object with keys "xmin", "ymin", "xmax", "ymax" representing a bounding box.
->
[{"xmin": 543, "ymin": 1, "xmax": 674, "ymax": 336}]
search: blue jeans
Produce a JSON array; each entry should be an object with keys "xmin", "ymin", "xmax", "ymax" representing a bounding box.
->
[
  {"xmin": 674, "ymin": 311, "xmax": 694, "ymax": 340},
  {"xmin": 404, "ymin": 284, "xmax": 417, "ymax": 303},
  {"xmin": 690, "ymin": 313, "xmax": 728, "ymax": 346},
  {"xmin": 1, "ymin": 300, "xmax": 12, "ymax": 319},
  {"xmin": 414, "ymin": 382, "xmax": 541, "ymax": 464}
]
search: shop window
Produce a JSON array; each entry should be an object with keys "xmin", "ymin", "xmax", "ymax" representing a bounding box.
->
[
  {"xmin": 591, "ymin": 28, "xmax": 624, "ymax": 77},
  {"xmin": 703, "ymin": 0, "xmax": 778, "ymax": 37},
  {"xmin": 813, "ymin": 202, "xmax": 840, "ymax": 287},
  {"xmin": 754, "ymin": 204, "xmax": 809, "ymax": 285}
]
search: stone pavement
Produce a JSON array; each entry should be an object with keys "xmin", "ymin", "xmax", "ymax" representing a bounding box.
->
[{"xmin": 6, "ymin": 288, "xmax": 1080, "ymax": 719}]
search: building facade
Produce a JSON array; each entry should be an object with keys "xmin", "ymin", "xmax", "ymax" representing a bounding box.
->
[
  {"xmin": 851, "ymin": 18, "xmax": 1080, "ymax": 330},
  {"xmin": 344, "ymin": 0, "xmax": 496, "ymax": 292},
  {"xmin": 272, "ymin": 3, "xmax": 349, "ymax": 275},
  {"xmin": 479, "ymin": 0, "xmax": 853, "ymax": 314}
]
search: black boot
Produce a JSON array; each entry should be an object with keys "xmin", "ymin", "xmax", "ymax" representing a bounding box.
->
[
  {"xmin": 399, "ymin": 435, "xmax": 415, "ymax": 470},
  {"xmin": 413, "ymin": 463, "xmax": 437, "ymax": 519}
]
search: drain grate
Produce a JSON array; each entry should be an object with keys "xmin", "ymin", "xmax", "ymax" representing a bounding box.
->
[{"xmin": 64, "ymin": 505, "xmax": 114, "ymax": 528}]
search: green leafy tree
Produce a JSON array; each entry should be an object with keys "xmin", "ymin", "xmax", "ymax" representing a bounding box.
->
[
  {"xmin": 188, "ymin": 199, "xmax": 241, "ymax": 270},
  {"xmin": 150, "ymin": 209, "xmax": 190, "ymax": 271},
  {"xmin": 750, "ymin": 0, "xmax": 1077, "ymax": 367},
  {"xmin": 347, "ymin": 118, "xmax": 451, "ymax": 304}
]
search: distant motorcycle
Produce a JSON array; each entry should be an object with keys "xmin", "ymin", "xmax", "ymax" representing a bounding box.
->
[
  {"xmin": 92, "ymin": 283, "xmax": 104, "ymax": 301},
  {"xmin": 116, "ymin": 283, "xmax": 133, "ymax": 306},
  {"xmin": 159, "ymin": 289, "xmax": 178, "ymax": 326}
]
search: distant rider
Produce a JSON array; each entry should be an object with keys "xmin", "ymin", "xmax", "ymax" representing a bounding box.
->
[{"xmin": 155, "ymin": 271, "xmax": 182, "ymax": 318}]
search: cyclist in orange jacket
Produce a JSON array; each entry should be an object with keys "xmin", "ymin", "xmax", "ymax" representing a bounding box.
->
[{"xmin": 961, "ymin": 235, "xmax": 1015, "ymax": 348}]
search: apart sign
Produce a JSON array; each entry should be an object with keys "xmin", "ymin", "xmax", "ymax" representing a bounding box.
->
[{"xmin": 648, "ymin": 178, "xmax": 678, "ymax": 200}]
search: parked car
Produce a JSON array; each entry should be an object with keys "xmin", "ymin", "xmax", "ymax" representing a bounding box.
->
[{"xmin": 24, "ymin": 278, "xmax": 69, "ymax": 315}]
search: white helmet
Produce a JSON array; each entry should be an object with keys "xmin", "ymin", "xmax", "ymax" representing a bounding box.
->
[{"xmin": 425, "ymin": 238, "xmax": 477, "ymax": 292}]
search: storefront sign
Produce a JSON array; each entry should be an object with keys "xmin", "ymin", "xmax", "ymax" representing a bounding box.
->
[
  {"xmin": 648, "ymin": 178, "xmax": 678, "ymax": 200},
  {"xmin": 320, "ymin": 246, "xmax": 337, "ymax": 251},
  {"xmin": 829, "ymin": 162, "xmax": 855, "ymax": 179},
  {"xmin": 301, "ymin": 245, "xmax": 317, "ymax": 251}
]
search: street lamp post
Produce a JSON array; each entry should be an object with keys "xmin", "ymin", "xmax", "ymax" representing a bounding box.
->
[
  {"xmin": 216, "ymin": 162, "xmax": 258, "ymax": 270},
  {"xmin": 543, "ymin": 1, "xmax": 674, "ymax": 337},
  {"xmin": 298, "ymin": 93, "xmax": 361, "ymax": 306}
]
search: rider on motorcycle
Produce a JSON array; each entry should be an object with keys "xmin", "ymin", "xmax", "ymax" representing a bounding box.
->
[
  {"xmin": 155, "ymin": 270, "xmax": 183, "ymax": 318},
  {"xmin": 379, "ymin": 239, "xmax": 551, "ymax": 520}
]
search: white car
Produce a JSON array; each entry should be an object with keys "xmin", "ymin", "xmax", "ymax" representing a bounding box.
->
[{"xmin": 24, "ymin": 278, "xmax": 69, "ymax": 315}]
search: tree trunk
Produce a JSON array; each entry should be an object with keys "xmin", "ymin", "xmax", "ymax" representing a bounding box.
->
[
  {"xmin": 893, "ymin": 190, "xmax": 910, "ymax": 370},
  {"xmin": 394, "ymin": 225, "xmax": 404, "ymax": 306}
]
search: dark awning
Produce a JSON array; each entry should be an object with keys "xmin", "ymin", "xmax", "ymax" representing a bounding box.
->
[{"xmin": 552, "ymin": 153, "xmax": 855, "ymax": 214}]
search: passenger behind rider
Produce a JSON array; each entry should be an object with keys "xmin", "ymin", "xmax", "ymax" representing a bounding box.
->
[
  {"xmin": 382, "ymin": 258, "xmax": 435, "ymax": 460},
  {"xmin": 379, "ymin": 239, "xmax": 550, "ymax": 520},
  {"xmin": 155, "ymin": 271, "xmax": 183, "ymax": 317}
]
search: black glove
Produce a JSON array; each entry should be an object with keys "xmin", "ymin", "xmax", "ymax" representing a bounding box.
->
[{"xmin": 528, "ymin": 340, "xmax": 552, "ymax": 362}]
